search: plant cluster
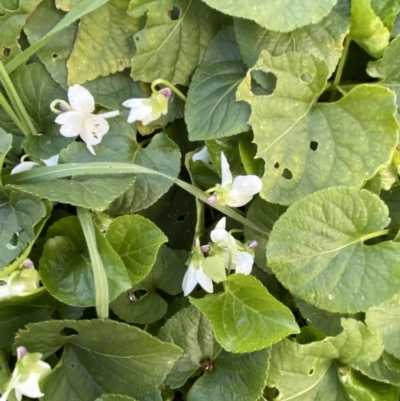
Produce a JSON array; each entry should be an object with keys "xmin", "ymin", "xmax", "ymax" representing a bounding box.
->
[{"xmin": 1, "ymin": 0, "xmax": 400, "ymax": 400}]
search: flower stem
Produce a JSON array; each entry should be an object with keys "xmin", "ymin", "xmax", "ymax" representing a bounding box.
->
[
  {"xmin": 330, "ymin": 35, "xmax": 351, "ymax": 102},
  {"xmin": 50, "ymin": 99, "xmax": 72, "ymax": 114},
  {"xmin": 0, "ymin": 93, "xmax": 29, "ymax": 137},
  {"xmin": 77, "ymin": 207, "xmax": 109, "ymax": 319},
  {"xmin": 151, "ymin": 79, "xmax": 187, "ymax": 101},
  {"xmin": 0, "ymin": 60, "xmax": 38, "ymax": 137}
]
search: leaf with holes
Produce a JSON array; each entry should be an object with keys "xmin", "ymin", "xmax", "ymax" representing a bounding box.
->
[
  {"xmin": 268, "ymin": 187, "xmax": 400, "ymax": 313},
  {"xmin": 266, "ymin": 338, "xmax": 393, "ymax": 401},
  {"xmin": 350, "ymin": 0, "xmax": 390, "ymax": 58},
  {"xmin": 14, "ymin": 320, "xmax": 182, "ymax": 400},
  {"xmin": 0, "ymin": 192, "xmax": 48, "ymax": 269},
  {"xmin": 199, "ymin": 0, "xmax": 337, "ymax": 32},
  {"xmin": 110, "ymin": 246, "xmax": 187, "ymax": 324},
  {"xmin": 237, "ymin": 51, "xmax": 399, "ymax": 205},
  {"xmin": 0, "ymin": 0, "xmax": 42, "ymax": 65},
  {"xmin": 67, "ymin": 0, "xmax": 140, "ymax": 85},
  {"xmin": 234, "ymin": 0, "xmax": 350, "ymax": 75},
  {"xmin": 185, "ymin": 26, "xmax": 250, "ymax": 141},
  {"xmin": 129, "ymin": 0, "xmax": 224, "ymax": 85},
  {"xmin": 40, "ymin": 216, "xmax": 131, "ymax": 307},
  {"xmin": 190, "ymin": 274, "xmax": 299, "ymax": 353},
  {"xmin": 103, "ymin": 133, "xmax": 181, "ymax": 214}
]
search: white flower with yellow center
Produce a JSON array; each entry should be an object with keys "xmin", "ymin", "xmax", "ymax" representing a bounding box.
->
[
  {"xmin": 55, "ymin": 85, "xmax": 119, "ymax": 155},
  {"xmin": 182, "ymin": 252, "xmax": 213, "ymax": 296},
  {"xmin": 211, "ymin": 152, "xmax": 262, "ymax": 207},
  {"xmin": 123, "ymin": 88, "xmax": 171, "ymax": 125}
]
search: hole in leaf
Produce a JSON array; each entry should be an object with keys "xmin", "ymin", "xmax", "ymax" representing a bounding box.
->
[
  {"xmin": 168, "ymin": 6, "xmax": 180, "ymax": 20},
  {"xmin": 281, "ymin": 168, "xmax": 293, "ymax": 180},
  {"xmin": 70, "ymin": 363, "xmax": 75, "ymax": 368},
  {"xmin": 250, "ymin": 70, "xmax": 277, "ymax": 96},
  {"xmin": 7, "ymin": 232, "xmax": 19, "ymax": 250},
  {"xmin": 59, "ymin": 327, "xmax": 79, "ymax": 337},
  {"xmin": 310, "ymin": 141, "xmax": 318, "ymax": 151},
  {"xmin": 52, "ymin": 53, "xmax": 58, "ymax": 59},
  {"xmin": 128, "ymin": 289, "xmax": 147, "ymax": 302},
  {"xmin": 135, "ymin": 36, "xmax": 139, "ymax": 41},
  {"xmin": 309, "ymin": 367, "xmax": 315, "ymax": 375},
  {"xmin": 300, "ymin": 72, "xmax": 313, "ymax": 84},
  {"xmin": 2, "ymin": 47, "xmax": 10, "ymax": 58},
  {"xmin": 177, "ymin": 212, "xmax": 188, "ymax": 222},
  {"xmin": 274, "ymin": 162, "xmax": 280, "ymax": 169}
]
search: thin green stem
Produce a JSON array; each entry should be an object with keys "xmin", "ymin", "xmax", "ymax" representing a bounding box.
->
[
  {"xmin": 151, "ymin": 79, "xmax": 187, "ymax": 101},
  {"xmin": 4, "ymin": 162, "xmax": 268, "ymax": 235},
  {"xmin": 361, "ymin": 229, "xmax": 389, "ymax": 242},
  {"xmin": 0, "ymin": 93, "xmax": 29, "ymax": 136},
  {"xmin": 77, "ymin": 207, "xmax": 109, "ymax": 319},
  {"xmin": 330, "ymin": 35, "xmax": 351, "ymax": 102},
  {"xmin": 50, "ymin": 99, "xmax": 72, "ymax": 114},
  {"xmin": 0, "ymin": 61, "xmax": 38, "ymax": 137}
]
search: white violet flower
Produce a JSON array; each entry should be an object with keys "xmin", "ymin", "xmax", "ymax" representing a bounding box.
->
[
  {"xmin": 0, "ymin": 347, "xmax": 51, "ymax": 401},
  {"xmin": 123, "ymin": 88, "xmax": 171, "ymax": 125},
  {"xmin": 55, "ymin": 84, "xmax": 119, "ymax": 155},
  {"xmin": 210, "ymin": 217, "xmax": 254, "ymax": 275},
  {"xmin": 10, "ymin": 161, "xmax": 38, "ymax": 175},
  {"xmin": 211, "ymin": 152, "xmax": 262, "ymax": 207},
  {"xmin": 182, "ymin": 252, "xmax": 213, "ymax": 296}
]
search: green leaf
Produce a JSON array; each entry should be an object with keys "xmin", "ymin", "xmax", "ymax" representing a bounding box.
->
[
  {"xmin": 23, "ymin": 0, "xmax": 78, "ymax": 87},
  {"xmin": 15, "ymin": 319, "xmax": 182, "ymax": 400},
  {"xmin": 199, "ymin": 0, "xmax": 337, "ymax": 32},
  {"xmin": 328, "ymin": 319, "xmax": 384, "ymax": 365},
  {"xmin": 350, "ymin": 0, "xmax": 390, "ymax": 58},
  {"xmin": 106, "ymin": 215, "xmax": 167, "ymax": 285},
  {"xmin": 187, "ymin": 349, "xmax": 269, "ymax": 401},
  {"xmin": 0, "ymin": 290, "xmax": 56, "ymax": 349},
  {"xmin": 158, "ymin": 305, "xmax": 217, "ymax": 388},
  {"xmin": 267, "ymin": 187, "xmax": 400, "ymax": 313},
  {"xmin": 237, "ymin": 51, "xmax": 399, "ymax": 205},
  {"xmin": 367, "ymin": 35, "xmax": 400, "ymax": 114},
  {"xmin": 366, "ymin": 294, "xmax": 400, "ymax": 359},
  {"xmin": 355, "ymin": 353, "xmax": 400, "ymax": 387},
  {"xmin": 190, "ymin": 274, "xmax": 299, "ymax": 353},
  {"xmin": 371, "ymin": 0, "xmax": 400, "ymax": 31},
  {"xmin": 342, "ymin": 369, "xmax": 399, "ymax": 401},
  {"xmin": 40, "ymin": 216, "xmax": 131, "ymax": 307},
  {"xmin": 158, "ymin": 305, "xmax": 270, "ymax": 401},
  {"xmin": 185, "ymin": 26, "xmax": 250, "ymax": 141},
  {"xmin": 130, "ymin": 0, "xmax": 224, "ymax": 85},
  {"xmin": 234, "ymin": 0, "xmax": 350, "ymax": 75},
  {"xmin": 103, "ymin": 133, "xmax": 181, "ymax": 214},
  {"xmin": 0, "ymin": 0, "xmax": 42, "ymax": 65},
  {"xmin": 244, "ymin": 196, "xmax": 286, "ymax": 270},
  {"xmin": 67, "ymin": 0, "xmax": 140, "ymax": 85},
  {"xmin": 0, "ymin": 129, "xmax": 13, "ymax": 186},
  {"xmin": 238, "ymin": 139, "xmax": 264, "ymax": 177},
  {"xmin": 7, "ymin": 172, "xmax": 136, "ymax": 211},
  {"xmin": 267, "ymin": 339, "xmax": 346, "ymax": 401},
  {"xmin": 0, "ymin": 192, "xmax": 48, "ymax": 269},
  {"xmin": 110, "ymin": 246, "xmax": 187, "ymax": 324}
]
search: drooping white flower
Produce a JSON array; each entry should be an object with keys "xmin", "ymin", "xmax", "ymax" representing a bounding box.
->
[
  {"xmin": 123, "ymin": 88, "xmax": 171, "ymax": 126},
  {"xmin": 192, "ymin": 146, "xmax": 210, "ymax": 163},
  {"xmin": 42, "ymin": 154, "xmax": 59, "ymax": 166},
  {"xmin": 0, "ymin": 347, "xmax": 51, "ymax": 401},
  {"xmin": 0, "ymin": 260, "xmax": 40, "ymax": 300},
  {"xmin": 210, "ymin": 217, "xmax": 254, "ymax": 275},
  {"xmin": 55, "ymin": 85, "xmax": 119, "ymax": 155},
  {"xmin": 182, "ymin": 253, "xmax": 213, "ymax": 296},
  {"xmin": 10, "ymin": 161, "xmax": 38, "ymax": 175},
  {"xmin": 212, "ymin": 152, "xmax": 262, "ymax": 207}
]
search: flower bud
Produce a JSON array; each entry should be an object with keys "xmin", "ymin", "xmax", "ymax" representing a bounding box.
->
[{"xmin": 247, "ymin": 240, "xmax": 258, "ymax": 249}]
